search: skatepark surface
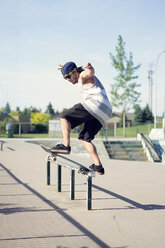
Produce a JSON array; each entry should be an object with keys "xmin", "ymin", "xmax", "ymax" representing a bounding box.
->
[{"xmin": 0, "ymin": 138, "xmax": 165, "ymax": 248}]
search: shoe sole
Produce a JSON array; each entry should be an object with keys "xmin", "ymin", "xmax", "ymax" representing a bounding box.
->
[
  {"xmin": 50, "ymin": 149, "xmax": 70, "ymax": 154},
  {"xmin": 96, "ymin": 171, "xmax": 105, "ymax": 175},
  {"xmin": 89, "ymin": 167, "xmax": 105, "ymax": 175}
]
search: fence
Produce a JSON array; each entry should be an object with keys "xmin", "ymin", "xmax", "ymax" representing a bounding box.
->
[
  {"xmin": 0, "ymin": 122, "xmax": 49, "ymax": 137},
  {"xmin": 101, "ymin": 122, "xmax": 162, "ymax": 138},
  {"xmin": 0, "ymin": 121, "xmax": 162, "ymax": 138}
]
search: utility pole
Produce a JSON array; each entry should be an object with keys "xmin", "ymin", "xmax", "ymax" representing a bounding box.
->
[
  {"xmin": 148, "ymin": 70, "xmax": 153, "ymax": 112},
  {"xmin": 155, "ymin": 50, "xmax": 165, "ymax": 128},
  {"xmin": 164, "ymin": 86, "xmax": 165, "ymax": 138}
]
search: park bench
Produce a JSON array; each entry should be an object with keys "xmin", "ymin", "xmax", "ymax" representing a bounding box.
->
[{"xmin": 46, "ymin": 154, "xmax": 95, "ymax": 210}]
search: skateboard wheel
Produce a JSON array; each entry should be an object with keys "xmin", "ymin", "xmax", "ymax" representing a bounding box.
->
[
  {"xmin": 78, "ymin": 168, "xmax": 87, "ymax": 175},
  {"xmin": 46, "ymin": 155, "xmax": 50, "ymax": 160}
]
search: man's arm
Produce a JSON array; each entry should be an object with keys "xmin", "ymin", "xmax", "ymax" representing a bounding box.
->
[{"xmin": 79, "ymin": 63, "xmax": 95, "ymax": 86}]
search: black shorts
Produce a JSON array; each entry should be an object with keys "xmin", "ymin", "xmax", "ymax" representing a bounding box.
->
[{"xmin": 60, "ymin": 103, "xmax": 102, "ymax": 142}]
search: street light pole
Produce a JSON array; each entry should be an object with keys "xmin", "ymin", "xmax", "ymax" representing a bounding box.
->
[
  {"xmin": 154, "ymin": 50, "xmax": 165, "ymax": 128},
  {"xmin": 164, "ymin": 87, "xmax": 165, "ymax": 136}
]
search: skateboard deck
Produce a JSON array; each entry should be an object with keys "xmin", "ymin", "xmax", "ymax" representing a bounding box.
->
[{"xmin": 40, "ymin": 145, "xmax": 95, "ymax": 177}]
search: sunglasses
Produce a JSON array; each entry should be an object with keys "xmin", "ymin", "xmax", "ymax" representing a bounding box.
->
[{"xmin": 64, "ymin": 70, "xmax": 74, "ymax": 79}]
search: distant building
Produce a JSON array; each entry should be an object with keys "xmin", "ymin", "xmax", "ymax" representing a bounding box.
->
[
  {"xmin": 106, "ymin": 112, "xmax": 134, "ymax": 128},
  {"xmin": 49, "ymin": 120, "xmax": 62, "ymax": 137},
  {"xmin": 9, "ymin": 115, "xmax": 31, "ymax": 133}
]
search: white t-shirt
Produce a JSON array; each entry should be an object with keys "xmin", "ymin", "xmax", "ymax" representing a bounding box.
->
[{"xmin": 81, "ymin": 76, "xmax": 112, "ymax": 126}]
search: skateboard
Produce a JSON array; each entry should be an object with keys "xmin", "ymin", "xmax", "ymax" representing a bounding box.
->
[
  {"xmin": 40, "ymin": 145, "xmax": 95, "ymax": 177},
  {"xmin": 41, "ymin": 144, "xmax": 64, "ymax": 161}
]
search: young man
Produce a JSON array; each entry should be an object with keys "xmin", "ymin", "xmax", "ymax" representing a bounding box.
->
[{"xmin": 51, "ymin": 61, "xmax": 112, "ymax": 175}]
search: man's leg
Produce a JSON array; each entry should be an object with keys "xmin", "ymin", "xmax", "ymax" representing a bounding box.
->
[
  {"xmin": 60, "ymin": 118, "xmax": 71, "ymax": 147},
  {"xmin": 81, "ymin": 140, "xmax": 101, "ymax": 166},
  {"xmin": 50, "ymin": 117, "xmax": 71, "ymax": 153}
]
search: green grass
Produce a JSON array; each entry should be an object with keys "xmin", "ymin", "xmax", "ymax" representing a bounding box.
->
[
  {"xmin": 0, "ymin": 123, "xmax": 162, "ymax": 139},
  {"xmin": 0, "ymin": 131, "xmax": 79, "ymax": 139},
  {"xmin": 0, "ymin": 133, "xmax": 49, "ymax": 138},
  {"xmin": 107, "ymin": 123, "xmax": 162, "ymax": 138}
]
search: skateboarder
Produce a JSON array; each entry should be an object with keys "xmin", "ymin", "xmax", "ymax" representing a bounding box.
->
[{"xmin": 50, "ymin": 61, "xmax": 112, "ymax": 175}]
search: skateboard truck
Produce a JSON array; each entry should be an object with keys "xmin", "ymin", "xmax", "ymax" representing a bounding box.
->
[{"xmin": 47, "ymin": 154, "xmax": 57, "ymax": 162}]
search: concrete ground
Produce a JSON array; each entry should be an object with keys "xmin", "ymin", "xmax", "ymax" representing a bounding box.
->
[{"xmin": 0, "ymin": 139, "xmax": 165, "ymax": 248}]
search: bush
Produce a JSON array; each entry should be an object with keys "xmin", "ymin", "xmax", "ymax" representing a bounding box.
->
[
  {"xmin": 31, "ymin": 112, "xmax": 51, "ymax": 123},
  {"xmin": 31, "ymin": 123, "xmax": 48, "ymax": 133},
  {"xmin": 0, "ymin": 122, "xmax": 6, "ymax": 134},
  {"xmin": 0, "ymin": 118, "xmax": 19, "ymax": 135}
]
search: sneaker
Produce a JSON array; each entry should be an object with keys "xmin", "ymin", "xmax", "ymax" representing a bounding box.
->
[
  {"xmin": 89, "ymin": 164, "xmax": 105, "ymax": 175},
  {"xmin": 50, "ymin": 144, "xmax": 71, "ymax": 154}
]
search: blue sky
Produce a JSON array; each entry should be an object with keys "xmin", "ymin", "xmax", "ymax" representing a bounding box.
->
[{"xmin": 0, "ymin": 0, "xmax": 165, "ymax": 115}]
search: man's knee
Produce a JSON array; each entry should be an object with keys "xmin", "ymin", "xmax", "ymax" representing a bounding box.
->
[
  {"xmin": 81, "ymin": 140, "xmax": 96, "ymax": 151},
  {"xmin": 60, "ymin": 110, "xmax": 68, "ymax": 119}
]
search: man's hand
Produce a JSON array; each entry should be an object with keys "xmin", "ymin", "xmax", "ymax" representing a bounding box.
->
[
  {"xmin": 84, "ymin": 63, "xmax": 93, "ymax": 70},
  {"xmin": 84, "ymin": 62, "xmax": 95, "ymax": 76},
  {"xmin": 58, "ymin": 64, "xmax": 64, "ymax": 70}
]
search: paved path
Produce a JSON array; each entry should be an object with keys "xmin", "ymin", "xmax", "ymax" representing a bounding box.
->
[{"xmin": 0, "ymin": 139, "xmax": 165, "ymax": 248}]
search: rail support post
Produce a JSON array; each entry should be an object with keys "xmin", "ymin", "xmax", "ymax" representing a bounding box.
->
[
  {"xmin": 57, "ymin": 164, "xmax": 62, "ymax": 192},
  {"xmin": 70, "ymin": 170, "xmax": 75, "ymax": 200},
  {"xmin": 47, "ymin": 161, "xmax": 50, "ymax": 185},
  {"xmin": 87, "ymin": 176, "xmax": 92, "ymax": 210}
]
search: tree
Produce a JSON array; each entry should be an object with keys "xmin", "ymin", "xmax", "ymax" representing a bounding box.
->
[
  {"xmin": 142, "ymin": 104, "xmax": 154, "ymax": 123},
  {"xmin": 120, "ymin": 112, "xmax": 128, "ymax": 127},
  {"xmin": 31, "ymin": 112, "xmax": 51, "ymax": 123},
  {"xmin": 110, "ymin": 35, "xmax": 141, "ymax": 136},
  {"xmin": 30, "ymin": 106, "xmax": 41, "ymax": 113},
  {"xmin": 4, "ymin": 102, "xmax": 11, "ymax": 113},
  {"xmin": 9, "ymin": 110, "xmax": 20, "ymax": 116},
  {"xmin": 45, "ymin": 102, "xmax": 55, "ymax": 114},
  {"xmin": 133, "ymin": 104, "xmax": 143, "ymax": 125},
  {"xmin": 20, "ymin": 106, "xmax": 41, "ymax": 116},
  {"xmin": 30, "ymin": 112, "xmax": 51, "ymax": 133},
  {"xmin": 21, "ymin": 108, "xmax": 31, "ymax": 116}
]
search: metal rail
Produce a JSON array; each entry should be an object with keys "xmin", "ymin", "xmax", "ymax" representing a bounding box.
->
[
  {"xmin": 0, "ymin": 140, "xmax": 5, "ymax": 151},
  {"xmin": 46, "ymin": 155, "xmax": 95, "ymax": 210},
  {"xmin": 136, "ymin": 128, "xmax": 161, "ymax": 162}
]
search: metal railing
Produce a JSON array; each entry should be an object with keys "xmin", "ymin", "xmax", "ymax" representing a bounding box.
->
[
  {"xmin": 0, "ymin": 140, "xmax": 5, "ymax": 150},
  {"xmin": 136, "ymin": 128, "xmax": 160, "ymax": 162},
  {"xmin": 46, "ymin": 154, "xmax": 95, "ymax": 210}
]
